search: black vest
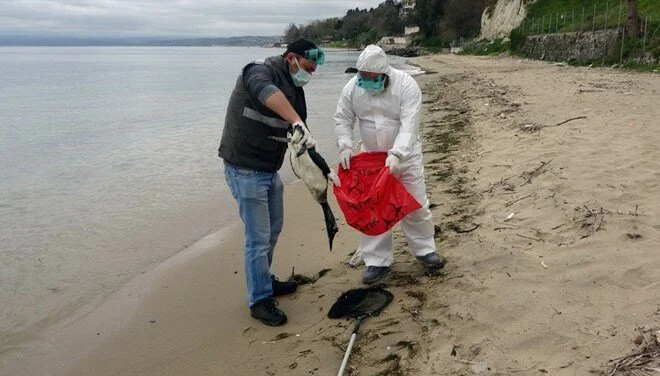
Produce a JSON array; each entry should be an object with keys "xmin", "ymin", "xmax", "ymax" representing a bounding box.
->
[{"xmin": 218, "ymin": 56, "xmax": 307, "ymax": 172}]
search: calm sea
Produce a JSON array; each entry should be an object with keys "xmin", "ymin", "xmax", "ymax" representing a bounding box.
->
[{"xmin": 0, "ymin": 46, "xmax": 370, "ymax": 357}]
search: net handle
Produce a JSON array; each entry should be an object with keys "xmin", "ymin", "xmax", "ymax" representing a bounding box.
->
[{"xmin": 337, "ymin": 315, "xmax": 366, "ymax": 376}]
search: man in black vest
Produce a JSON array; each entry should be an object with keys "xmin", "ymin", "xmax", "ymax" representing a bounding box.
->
[{"xmin": 218, "ymin": 39, "xmax": 323, "ymax": 326}]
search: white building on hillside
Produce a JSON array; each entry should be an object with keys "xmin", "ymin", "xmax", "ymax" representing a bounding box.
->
[
  {"xmin": 400, "ymin": 0, "xmax": 418, "ymax": 35},
  {"xmin": 405, "ymin": 26, "xmax": 420, "ymax": 35},
  {"xmin": 400, "ymin": 0, "xmax": 415, "ymax": 18}
]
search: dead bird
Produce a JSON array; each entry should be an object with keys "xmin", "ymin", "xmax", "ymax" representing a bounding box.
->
[{"xmin": 271, "ymin": 124, "xmax": 339, "ymax": 250}]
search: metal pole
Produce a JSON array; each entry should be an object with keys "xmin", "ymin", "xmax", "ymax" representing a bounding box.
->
[
  {"xmin": 337, "ymin": 332, "xmax": 357, "ymax": 376},
  {"xmin": 643, "ymin": 16, "xmax": 648, "ymax": 55},
  {"xmin": 592, "ymin": 5, "xmax": 597, "ymax": 58},
  {"xmin": 552, "ymin": 13, "xmax": 555, "ymax": 33},
  {"xmin": 603, "ymin": 0, "xmax": 609, "ymax": 66},
  {"xmin": 556, "ymin": 13, "xmax": 560, "ymax": 33},
  {"xmin": 620, "ymin": 27, "xmax": 625, "ymax": 64},
  {"xmin": 572, "ymin": 10, "xmax": 575, "ymax": 32},
  {"xmin": 581, "ymin": 7, "xmax": 585, "ymax": 34},
  {"xmin": 592, "ymin": 4, "xmax": 597, "ymax": 34},
  {"xmin": 617, "ymin": 0, "xmax": 622, "ymax": 32},
  {"xmin": 605, "ymin": 0, "xmax": 609, "ymax": 32},
  {"xmin": 557, "ymin": 13, "xmax": 563, "ymax": 32},
  {"xmin": 541, "ymin": 15, "xmax": 544, "ymax": 34},
  {"xmin": 649, "ymin": 16, "xmax": 654, "ymax": 63},
  {"xmin": 535, "ymin": 17, "xmax": 538, "ymax": 35},
  {"xmin": 551, "ymin": 13, "xmax": 553, "ymax": 33}
]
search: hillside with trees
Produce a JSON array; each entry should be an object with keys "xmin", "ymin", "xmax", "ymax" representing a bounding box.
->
[
  {"xmin": 284, "ymin": 1, "xmax": 405, "ymax": 47},
  {"xmin": 283, "ymin": 0, "xmax": 484, "ymax": 48}
]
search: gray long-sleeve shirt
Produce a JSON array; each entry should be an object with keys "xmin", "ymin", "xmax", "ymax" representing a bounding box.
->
[{"xmin": 243, "ymin": 63, "xmax": 282, "ymax": 105}]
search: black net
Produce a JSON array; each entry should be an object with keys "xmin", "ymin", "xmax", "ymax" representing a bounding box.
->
[{"xmin": 327, "ymin": 286, "xmax": 393, "ymax": 319}]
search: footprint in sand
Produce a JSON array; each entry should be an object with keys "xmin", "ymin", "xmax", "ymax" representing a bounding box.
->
[{"xmin": 620, "ymin": 260, "xmax": 660, "ymax": 290}]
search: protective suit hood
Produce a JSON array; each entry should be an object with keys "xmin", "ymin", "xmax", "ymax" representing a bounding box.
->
[{"xmin": 356, "ymin": 45, "xmax": 392, "ymax": 76}]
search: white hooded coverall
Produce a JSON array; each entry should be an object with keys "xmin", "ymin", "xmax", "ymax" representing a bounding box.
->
[{"xmin": 333, "ymin": 45, "xmax": 436, "ymax": 267}]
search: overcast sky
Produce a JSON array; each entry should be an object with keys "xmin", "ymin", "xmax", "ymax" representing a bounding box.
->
[{"xmin": 0, "ymin": 0, "xmax": 389, "ymax": 39}]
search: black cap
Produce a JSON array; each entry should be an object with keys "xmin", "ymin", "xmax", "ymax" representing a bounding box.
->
[{"xmin": 283, "ymin": 38, "xmax": 318, "ymax": 57}]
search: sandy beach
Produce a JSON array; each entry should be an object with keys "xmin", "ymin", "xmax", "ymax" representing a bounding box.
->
[{"xmin": 12, "ymin": 54, "xmax": 659, "ymax": 376}]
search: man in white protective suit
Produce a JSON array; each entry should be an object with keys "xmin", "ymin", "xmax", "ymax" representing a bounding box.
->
[{"xmin": 333, "ymin": 44, "xmax": 446, "ymax": 284}]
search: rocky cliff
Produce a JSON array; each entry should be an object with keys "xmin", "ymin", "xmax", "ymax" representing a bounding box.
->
[{"xmin": 480, "ymin": 0, "xmax": 529, "ymax": 40}]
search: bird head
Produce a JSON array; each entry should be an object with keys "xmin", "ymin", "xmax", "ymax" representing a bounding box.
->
[{"xmin": 288, "ymin": 123, "xmax": 305, "ymax": 145}]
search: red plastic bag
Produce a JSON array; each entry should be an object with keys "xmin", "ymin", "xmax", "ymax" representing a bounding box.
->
[{"xmin": 333, "ymin": 152, "xmax": 421, "ymax": 236}]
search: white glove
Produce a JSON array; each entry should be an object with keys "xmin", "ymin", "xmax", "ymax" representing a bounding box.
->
[
  {"xmin": 293, "ymin": 121, "xmax": 316, "ymax": 149},
  {"xmin": 385, "ymin": 154, "xmax": 401, "ymax": 176},
  {"xmin": 327, "ymin": 170, "xmax": 341, "ymax": 187},
  {"xmin": 339, "ymin": 148, "xmax": 355, "ymax": 170}
]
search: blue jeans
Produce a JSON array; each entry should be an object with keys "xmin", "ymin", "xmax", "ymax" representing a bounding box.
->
[{"xmin": 224, "ymin": 163, "xmax": 284, "ymax": 307}]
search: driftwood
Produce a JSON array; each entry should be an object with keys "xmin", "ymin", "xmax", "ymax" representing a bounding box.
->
[
  {"xmin": 606, "ymin": 330, "xmax": 660, "ymax": 375},
  {"xmin": 521, "ymin": 160, "xmax": 552, "ymax": 186},
  {"xmin": 505, "ymin": 192, "xmax": 536, "ymax": 207},
  {"xmin": 450, "ymin": 223, "xmax": 481, "ymax": 233},
  {"xmin": 521, "ymin": 116, "xmax": 587, "ymax": 132}
]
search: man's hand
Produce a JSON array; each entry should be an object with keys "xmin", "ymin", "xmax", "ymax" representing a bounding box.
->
[
  {"xmin": 327, "ymin": 170, "xmax": 341, "ymax": 187},
  {"xmin": 385, "ymin": 154, "xmax": 401, "ymax": 176},
  {"xmin": 293, "ymin": 121, "xmax": 316, "ymax": 149},
  {"xmin": 339, "ymin": 148, "xmax": 355, "ymax": 170}
]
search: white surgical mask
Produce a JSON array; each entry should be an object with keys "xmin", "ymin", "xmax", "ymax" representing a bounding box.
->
[{"xmin": 290, "ymin": 58, "xmax": 311, "ymax": 87}]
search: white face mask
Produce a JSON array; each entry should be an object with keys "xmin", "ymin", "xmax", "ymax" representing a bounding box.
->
[{"xmin": 290, "ymin": 58, "xmax": 311, "ymax": 87}]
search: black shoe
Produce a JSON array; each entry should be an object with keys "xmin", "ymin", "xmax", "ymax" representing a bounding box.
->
[
  {"xmin": 416, "ymin": 252, "xmax": 445, "ymax": 270},
  {"xmin": 250, "ymin": 297, "xmax": 287, "ymax": 326},
  {"xmin": 362, "ymin": 266, "xmax": 390, "ymax": 284},
  {"xmin": 272, "ymin": 278, "xmax": 298, "ymax": 297}
]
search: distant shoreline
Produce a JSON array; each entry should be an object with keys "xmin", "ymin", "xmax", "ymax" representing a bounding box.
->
[
  {"xmin": 0, "ymin": 35, "xmax": 281, "ymax": 47},
  {"xmin": 0, "ymin": 45, "xmax": 362, "ymax": 50}
]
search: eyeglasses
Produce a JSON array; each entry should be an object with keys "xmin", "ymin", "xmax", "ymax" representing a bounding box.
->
[{"xmin": 303, "ymin": 49, "xmax": 325, "ymax": 65}]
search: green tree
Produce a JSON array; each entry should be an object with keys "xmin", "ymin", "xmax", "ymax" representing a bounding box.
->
[
  {"xmin": 339, "ymin": 8, "xmax": 373, "ymax": 41},
  {"xmin": 372, "ymin": 0, "xmax": 404, "ymax": 36},
  {"xmin": 281, "ymin": 3, "xmax": 400, "ymax": 46},
  {"xmin": 440, "ymin": 0, "xmax": 484, "ymax": 40},
  {"xmin": 284, "ymin": 23, "xmax": 302, "ymax": 43},
  {"xmin": 415, "ymin": 0, "xmax": 445, "ymax": 37},
  {"xmin": 626, "ymin": 0, "xmax": 641, "ymax": 37}
]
